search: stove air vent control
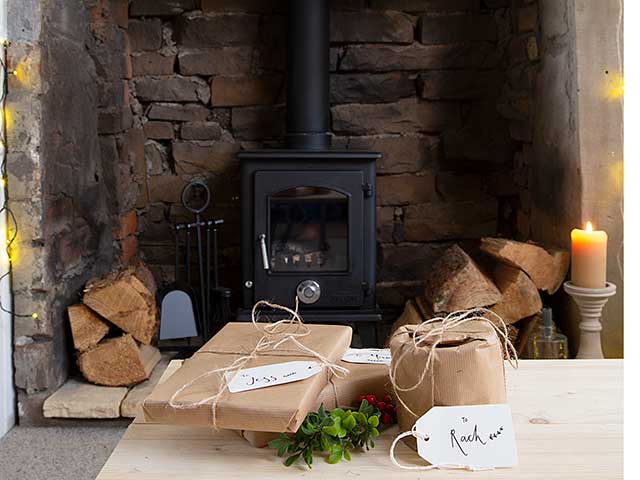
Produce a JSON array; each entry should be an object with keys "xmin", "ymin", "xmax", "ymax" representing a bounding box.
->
[{"xmin": 296, "ymin": 280, "xmax": 321, "ymax": 304}]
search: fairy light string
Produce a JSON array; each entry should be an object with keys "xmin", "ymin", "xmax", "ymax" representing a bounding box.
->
[{"xmin": 0, "ymin": 40, "xmax": 37, "ymax": 320}]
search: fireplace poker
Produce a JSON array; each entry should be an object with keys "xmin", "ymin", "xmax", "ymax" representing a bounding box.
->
[{"xmin": 182, "ymin": 181, "xmax": 212, "ymax": 340}]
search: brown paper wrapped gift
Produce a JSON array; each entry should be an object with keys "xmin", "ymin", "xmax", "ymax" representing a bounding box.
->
[
  {"xmin": 389, "ymin": 320, "xmax": 506, "ymax": 449},
  {"xmin": 143, "ymin": 322, "xmax": 352, "ymax": 432},
  {"xmin": 239, "ymin": 361, "xmax": 390, "ymax": 447}
]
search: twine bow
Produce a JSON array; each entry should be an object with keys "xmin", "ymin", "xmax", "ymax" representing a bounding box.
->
[
  {"xmin": 388, "ymin": 308, "xmax": 518, "ymax": 471},
  {"xmin": 168, "ymin": 298, "xmax": 349, "ymax": 429}
]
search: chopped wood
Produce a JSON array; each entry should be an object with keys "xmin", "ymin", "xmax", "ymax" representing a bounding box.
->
[
  {"xmin": 414, "ymin": 295, "xmax": 435, "ymax": 321},
  {"xmin": 68, "ymin": 304, "xmax": 110, "ymax": 351},
  {"xmin": 480, "ymin": 238, "xmax": 570, "ymax": 294},
  {"xmin": 490, "ymin": 264, "xmax": 543, "ymax": 325},
  {"xmin": 548, "ymin": 249, "xmax": 571, "ymax": 294},
  {"xmin": 423, "ymin": 244, "xmax": 502, "ymax": 313},
  {"xmin": 78, "ymin": 334, "xmax": 161, "ymax": 387},
  {"xmin": 515, "ymin": 314, "xmax": 541, "ymax": 357},
  {"xmin": 131, "ymin": 258, "xmax": 158, "ymax": 296},
  {"xmin": 386, "ymin": 299, "xmax": 423, "ymax": 346},
  {"xmin": 83, "ymin": 268, "xmax": 158, "ymax": 344}
]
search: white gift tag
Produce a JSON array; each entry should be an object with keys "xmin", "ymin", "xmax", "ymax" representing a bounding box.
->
[
  {"xmin": 414, "ymin": 404, "xmax": 518, "ymax": 469},
  {"xmin": 341, "ymin": 348, "xmax": 391, "ymax": 365},
  {"xmin": 225, "ymin": 361, "xmax": 322, "ymax": 393}
]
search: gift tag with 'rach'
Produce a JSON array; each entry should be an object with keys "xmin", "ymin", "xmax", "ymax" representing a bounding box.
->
[
  {"xmin": 225, "ymin": 361, "xmax": 322, "ymax": 394},
  {"xmin": 341, "ymin": 348, "xmax": 391, "ymax": 365},
  {"xmin": 415, "ymin": 404, "xmax": 518, "ymax": 470}
]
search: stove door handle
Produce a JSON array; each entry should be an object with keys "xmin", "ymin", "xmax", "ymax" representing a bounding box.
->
[{"xmin": 258, "ymin": 234, "xmax": 270, "ymax": 270}]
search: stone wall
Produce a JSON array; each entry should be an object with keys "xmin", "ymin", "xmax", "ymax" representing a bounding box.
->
[
  {"xmin": 128, "ymin": 0, "xmax": 519, "ymax": 320},
  {"xmin": 526, "ymin": 0, "xmax": 623, "ymax": 357},
  {"xmin": 503, "ymin": 0, "xmax": 624, "ymax": 357},
  {"xmin": 8, "ymin": 0, "xmax": 125, "ymax": 424}
]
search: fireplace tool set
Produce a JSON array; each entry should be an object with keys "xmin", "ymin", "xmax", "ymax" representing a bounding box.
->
[{"xmin": 159, "ymin": 180, "xmax": 231, "ymax": 349}]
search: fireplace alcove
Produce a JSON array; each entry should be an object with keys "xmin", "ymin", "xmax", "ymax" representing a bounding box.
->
[{"xmin": 3, "ymin": 0, "xmax": 623, "ymax": 427}]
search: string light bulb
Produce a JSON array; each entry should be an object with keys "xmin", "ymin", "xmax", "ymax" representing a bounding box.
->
[{"xmin": 0, "ymin": 40, "xmax": 36, "ymax": 319}]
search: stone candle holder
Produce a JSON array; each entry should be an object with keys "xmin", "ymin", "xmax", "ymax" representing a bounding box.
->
[{"xmin": 563, "ymin": 281, "xmax": 617, "ymax": 359}]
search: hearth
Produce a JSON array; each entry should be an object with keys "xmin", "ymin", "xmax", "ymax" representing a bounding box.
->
[{"xmin": 237, "ymin": 0, "xmax": 382, "ymax": 345}]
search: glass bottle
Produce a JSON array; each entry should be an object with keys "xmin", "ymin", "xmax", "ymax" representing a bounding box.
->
[{"xmin": 524, "ymin": 308, "xmax": 569, "ymax": 359}]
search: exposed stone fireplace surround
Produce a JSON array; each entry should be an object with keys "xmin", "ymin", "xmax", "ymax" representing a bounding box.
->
[{"xmin": 5, "ymin": 0, "xmax": 622, "ymax": 425}]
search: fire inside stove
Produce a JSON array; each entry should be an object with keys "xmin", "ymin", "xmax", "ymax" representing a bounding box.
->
[{"xmin": 269, "ymin": 187, "xmax": 348, "ymax": 272}]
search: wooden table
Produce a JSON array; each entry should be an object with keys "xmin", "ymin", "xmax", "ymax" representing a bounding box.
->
[{"xmin": 96, "ymin": 359, "xmax": 623, "ymax": 479}]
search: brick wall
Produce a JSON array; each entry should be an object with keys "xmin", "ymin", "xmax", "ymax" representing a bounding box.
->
[{"xmin": 126, "ymin": 0, "xmax": 522, "ymax": 321}]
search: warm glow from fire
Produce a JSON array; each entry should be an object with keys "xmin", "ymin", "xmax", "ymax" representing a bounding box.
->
[{"xmin": 586, "ymin": 221, "xmax": 594, "ymax": 233}]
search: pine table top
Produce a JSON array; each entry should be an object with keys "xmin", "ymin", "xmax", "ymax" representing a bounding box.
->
[{"xmin": 96, "ymin": 359, "xmax": 623, "ymax": 479}]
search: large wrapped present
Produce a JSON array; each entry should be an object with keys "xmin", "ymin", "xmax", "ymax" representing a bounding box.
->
[
  {"xmin": 239, "ymin": 360, "xmax": 390, "ymax": 447},
  {"xmin": 143, "ymin": 322, "xmax": 352, "ymax": 432},
  {"xmin": 389, "ymin": 319, "xmax": 506, "ymax": 449}
]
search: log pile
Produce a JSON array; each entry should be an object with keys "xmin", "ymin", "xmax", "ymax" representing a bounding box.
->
[
  {"xmin": 67, "ymin": 264, "xmax": 160, "ymax": 387},
  {"xmin": 389, "ymin": 238, "xmax": 570, "ymax": 355}
]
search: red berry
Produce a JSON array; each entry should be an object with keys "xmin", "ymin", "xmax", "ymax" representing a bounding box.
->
[
  {"xmin": 357, "ymin": 395, "xmax": 365, "ymax": 403},
  {"xmin": 385, "ymin": 404, "xmax": 395, "ymax": 414},
  {"xmin": 377, "ymin": 401, "xmax": 386, "ymax": 412},
  {"xmin": 382, "ymin": 413, "xmax": 391, "ymax": 425},
  {"xmin": 366, "ymin": 394, "xmax": 376, "ymax": 405},
  {"xmin": 383, "ymin": 395, "xmax": 392, "ymax": 403}
]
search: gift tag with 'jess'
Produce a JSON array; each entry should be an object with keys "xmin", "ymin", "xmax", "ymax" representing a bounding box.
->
[
  {"xmin": 225, "ymin": 361, "xmax": 322, "ymax": 394},
  {"xmin": 342, "ymin": 348, "xmax": 391, "ymax": 365},
  {"xmin": 414, "ymin": 404, "xmax": 518, "ymax": 470}
]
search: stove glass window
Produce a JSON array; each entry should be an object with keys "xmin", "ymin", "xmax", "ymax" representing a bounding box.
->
[{"xmin": 269, "ymin": 187, "xmax": 348, "ymax": 272}]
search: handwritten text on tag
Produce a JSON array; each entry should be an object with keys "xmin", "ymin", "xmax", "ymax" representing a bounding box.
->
[
  {"xmin": 414, "ymin": 404, "xmax": 518, "ymax": 469},
  {"xmin": 225, "ymin": 361, "xmax": 322, "ymax": 393},
  {"xmin": 341, "ymin": 348, "xmax": 391, "ymax": 365}
]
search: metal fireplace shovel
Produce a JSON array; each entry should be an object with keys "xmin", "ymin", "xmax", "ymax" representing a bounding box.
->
[{"xmin": 158, "ymin": 225, "xmax": 198, "ymax": 341}]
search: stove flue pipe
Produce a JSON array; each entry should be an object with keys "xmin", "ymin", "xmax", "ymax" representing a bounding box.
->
[{"xmin": 286, "ymin": 0, "xmax": 331, "ymax": 150}]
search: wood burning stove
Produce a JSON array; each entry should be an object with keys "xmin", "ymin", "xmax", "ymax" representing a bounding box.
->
[{"xmin": 237, "ymin": 0, "xmax": 382, "ymax": 345}]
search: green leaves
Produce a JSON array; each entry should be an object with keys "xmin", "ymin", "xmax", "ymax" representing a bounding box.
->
[{"xmin": 269, "ymin": 402, "xmax": 383, "ymax": 469}]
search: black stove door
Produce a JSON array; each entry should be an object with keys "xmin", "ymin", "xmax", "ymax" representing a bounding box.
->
[{"xmin": 253, "ymin": 170, "xmax": 364, "ymax": 308}]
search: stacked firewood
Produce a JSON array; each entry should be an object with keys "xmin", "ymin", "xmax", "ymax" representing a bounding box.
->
[
  {"xmin": 390, "ymin": 238, "xmax": 570, "ymax": 355},
  {"xmin": 67, "ymin": 262, "xmax": 160, "ymax": 386}
]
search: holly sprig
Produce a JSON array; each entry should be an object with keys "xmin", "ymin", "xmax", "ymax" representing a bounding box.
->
[{"xmin": 268, "ymin": 400, "xmax": 381, "ymax": 468}]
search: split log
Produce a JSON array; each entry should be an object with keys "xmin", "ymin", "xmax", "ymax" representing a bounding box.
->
[
  {"xmin": 515, "ymin": 314, "xmax": 541, "ymax": 357},
  {"xmin": 548, "ymin": 249, "xmax": 571, "ymax": 294},
  {"xmin": 414, "ymin": 295, "xmax": 435, "ymax": 321},
  {"xmin": 490, "ymin": 264, "xmax": 543, "ymax": 325},
  {"xmin": 68, "ymin": 304, "xmax": 110, "ymax": 352},
  {"xmin": 480, "ymin": 238, "xmax": 570, "ymax": 294},
  {"xmin": 131, "ymin": 258, "xmax": 158, "ymax": 296},
  {"xmin": 78, "ymin": 334, "xmax": 161, "ymax": 387},
  {"xmin": 387, "ymin": 298, "xmax": 425, "ymax": 346},
  {"xmin": 424, "ymin": 244, "xmax": 502, "ymax": 313},
  {"xmin": 83, "ymin": 268, "xmax": 158, "ymax": 344}
]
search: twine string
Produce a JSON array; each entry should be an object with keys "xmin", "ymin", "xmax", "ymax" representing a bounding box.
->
[
  {"xmin": 168, "ymin": 298, "xmax": 349, "ymax": 429},
  {"xmin": 389, "ymin": 308, "xmax": 517, "ymax": 420},
  {"xmin": 389, "ymin": 426, "xmax": 492, "ymax": 472},
  {"xmin": 388, "ymin": 308, "xmax": 518, "ymax": 471}
]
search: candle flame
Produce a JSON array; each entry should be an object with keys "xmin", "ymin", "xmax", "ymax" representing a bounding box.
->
[{"xmin": 586, "ymin": 221, "xmax": 594, "ymax": 232}]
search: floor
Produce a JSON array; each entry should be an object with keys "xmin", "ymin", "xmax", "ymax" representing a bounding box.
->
[{"xmin": 0, "ymin": 425, "xmax": 127, "ymax": 480}]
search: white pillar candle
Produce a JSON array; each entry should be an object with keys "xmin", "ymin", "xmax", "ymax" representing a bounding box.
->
[{"xmin": 571, "ymin": 222, "xmax": 608, "ymax": 289}]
